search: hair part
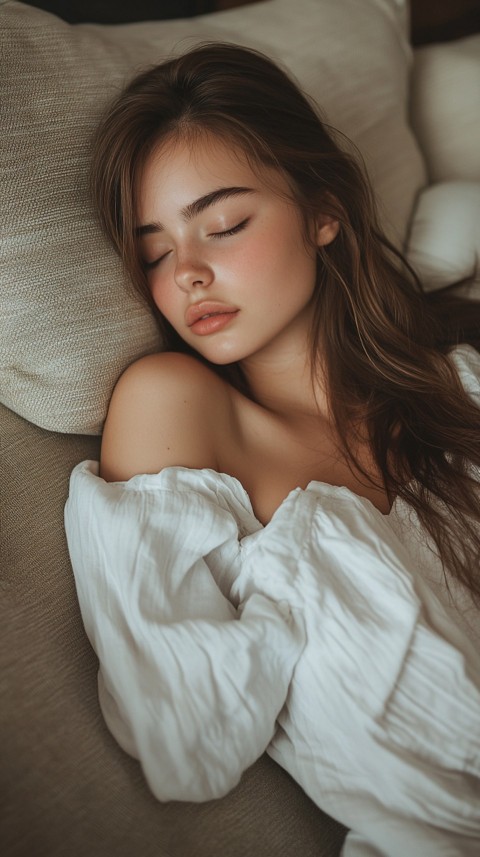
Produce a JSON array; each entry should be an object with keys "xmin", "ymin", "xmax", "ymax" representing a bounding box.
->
[{"xmin": 91, "ymin": 42, "xmax": 480, "ymax": 600}]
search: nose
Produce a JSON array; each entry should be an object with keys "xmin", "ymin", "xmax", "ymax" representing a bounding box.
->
[{"xmin": 174, "ymin": 252, "xmax": 214, "ymax": 293}]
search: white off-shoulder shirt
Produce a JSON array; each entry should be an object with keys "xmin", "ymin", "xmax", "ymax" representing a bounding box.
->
[{"xmin": 65, "ymin": 345, "xmax": 480, "ymax": 857}]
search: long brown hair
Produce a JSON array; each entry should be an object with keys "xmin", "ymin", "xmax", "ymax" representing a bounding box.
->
[{"xmin": 91, "ymin": 43, "xmax": 480, "ymax": 600}]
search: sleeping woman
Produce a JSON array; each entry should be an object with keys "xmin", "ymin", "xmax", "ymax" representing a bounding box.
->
[{"xmin": 65, "ymin": 43, "xmax": 480, "ymax": 856}]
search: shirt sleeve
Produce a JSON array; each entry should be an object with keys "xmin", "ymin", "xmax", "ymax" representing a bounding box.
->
[{"xmin": 64, "ymin": 461, "xmax": 304, "ymax": 802}]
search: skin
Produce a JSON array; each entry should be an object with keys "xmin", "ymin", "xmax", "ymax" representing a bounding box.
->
[{"xmin": 100, "ymin": 134, "xmax": 391, "ymax": 522}]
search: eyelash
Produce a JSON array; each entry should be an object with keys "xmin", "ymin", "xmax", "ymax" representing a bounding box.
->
[
  {"xmin": 210, "ymin": 217, "xmax": 250, "ymax": 239},
  {"xmin": 143, "ymin": 254, "xmax": 168, "ymax": 271},
  {"xmin": 143, "ymin": 218, "xmax": 250, "ymax": 271}
]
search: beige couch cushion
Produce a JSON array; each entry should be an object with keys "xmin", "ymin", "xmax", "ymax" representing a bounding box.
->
[
  {"xmin": 410, "ymin": 34, "xmax": 480, "ymax": 183},
  {"xmin": 0, "ymin": 0, "xmax": 426, "ymax": 435},
  {"xmin": 0, "ymin": 406, "xmax": 346, "ymax": 856}
]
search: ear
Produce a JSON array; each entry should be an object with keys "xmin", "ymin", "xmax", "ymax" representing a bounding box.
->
[{"xmin": 315, "ymin": 215, "xmax": 340, "ymax": 247}]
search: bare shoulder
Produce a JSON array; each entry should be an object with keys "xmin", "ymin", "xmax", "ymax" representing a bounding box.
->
[{"xmin": 100, "ymin": 352, "xmax": 232, "ymax": 482}]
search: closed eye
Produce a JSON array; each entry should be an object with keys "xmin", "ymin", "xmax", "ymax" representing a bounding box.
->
[
  {"xmin": 210, "ymin": 218, "xmax": 250, "ymax": 239},
  {"xmin": 142, "ymin": 217, "xmax": 249, "ymax": 269},
  {"xmin": 143, "ymin": 251, "xmax": 170, "ymax": 271}
]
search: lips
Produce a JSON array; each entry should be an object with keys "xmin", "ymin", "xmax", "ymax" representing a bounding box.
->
[{"xmin": 185, "ymin": 301, "xmax": 238, "ymax": 328}]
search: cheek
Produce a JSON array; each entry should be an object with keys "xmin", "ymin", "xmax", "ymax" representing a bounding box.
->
[
  {"xmin": 247, "ymin": 223, "xmax": 317, "ymax": 295},
  {"xmin": 149, "ymin": 275, "xmax": 177, "ymax": 321},
  {"xmin": 149, "ymin": 277, "xmax": 163, "ymax": 312},
  {"xmin": 232, "ymin": 229, "xmax": 285, "ymax": 281}
]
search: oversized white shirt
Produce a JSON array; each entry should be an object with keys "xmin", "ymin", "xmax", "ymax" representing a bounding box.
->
[{"xmin": 65, "ymin": 345, "xmax": 480, "ymax": 857}]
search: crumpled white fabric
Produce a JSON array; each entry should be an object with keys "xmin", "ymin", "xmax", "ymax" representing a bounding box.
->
[
  {"xmin": 65, "ymin": 466, "xmax": 304, "ymax": 801},
  {"xmin": 65, "ymin": 345, "xmax": 480, "ymax": 857}
]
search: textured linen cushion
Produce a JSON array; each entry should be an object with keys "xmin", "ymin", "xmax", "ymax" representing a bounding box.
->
[
  {"xmin": 410, "ymin": 34, "xmax": 480, "ymax": 183},
  {"xmin": 0, "ymin": 0, "xmax": 426, "ymax": 434}
]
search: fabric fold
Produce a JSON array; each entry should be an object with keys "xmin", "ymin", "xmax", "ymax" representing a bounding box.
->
[{"xmin": 65, "ymin": 461, "xmax": 305, "ymax": 801}]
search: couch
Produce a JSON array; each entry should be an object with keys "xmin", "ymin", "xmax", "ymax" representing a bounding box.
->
[{"xmin": 1, "ymin": 1, "xmax": 479, "ymax": 854}]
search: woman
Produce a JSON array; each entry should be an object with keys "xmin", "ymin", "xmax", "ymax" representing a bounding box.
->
[{"xmin": 65, "ymin": 44, "xmax": 480, "ymax": 856}]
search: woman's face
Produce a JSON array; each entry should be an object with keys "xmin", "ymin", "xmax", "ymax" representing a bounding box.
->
[{"xmin": 136, "ymin": 133, "xmax": 336, "ymax": 367}]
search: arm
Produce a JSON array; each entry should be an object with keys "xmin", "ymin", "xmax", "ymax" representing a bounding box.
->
[
  {"xmin": 65, "ymin": 462, "xmax": 303, "ymax": 802},
  {"xmin": 66, "ymin": 353, "xmax": 304, "ymax": 801}
]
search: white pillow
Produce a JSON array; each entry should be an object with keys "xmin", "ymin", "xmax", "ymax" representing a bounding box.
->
[
  {"xmin": 0, "ymin": 0, "xmax": 426, "ymax": 434},
  {"xmin": 410, "ymin": 34, "xmax": 480, "ymax": 183},
  {"xmin": 406, "ymin": 181, "xmax": 480, "ymax": 295}
]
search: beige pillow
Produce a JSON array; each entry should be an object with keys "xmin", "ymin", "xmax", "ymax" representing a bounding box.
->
[
  {"xmin": 0, "ymin": 0, "xmax": 426, "ymax": 434},
  {"xmin": 410, "ymin": 35, "xmax": 480, "ymax": 183}
]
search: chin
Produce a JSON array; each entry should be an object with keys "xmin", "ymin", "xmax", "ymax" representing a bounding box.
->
[{"xmin": 192, "ymin": 344, "xmax": 248, "ymax": 366}]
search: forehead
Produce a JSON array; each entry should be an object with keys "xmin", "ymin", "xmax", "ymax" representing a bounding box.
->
[{"xmin": 136, "ymin": 132, "xmax": 290, "ymax": 221}]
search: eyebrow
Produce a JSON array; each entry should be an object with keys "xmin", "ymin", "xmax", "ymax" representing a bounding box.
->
[{"xmin": 136, "ymin": 186, "xmax": 255, "ymax": 236}]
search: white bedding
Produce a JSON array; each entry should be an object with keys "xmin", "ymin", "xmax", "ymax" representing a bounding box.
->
[{"xmin": 65, "ymin": 345, "xmax": 480, "ymax": 857}]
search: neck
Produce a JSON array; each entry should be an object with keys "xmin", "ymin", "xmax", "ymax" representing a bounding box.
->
[{"xmin": 240, "ymin": 338, "xmax": 329, "ymax": 423}]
